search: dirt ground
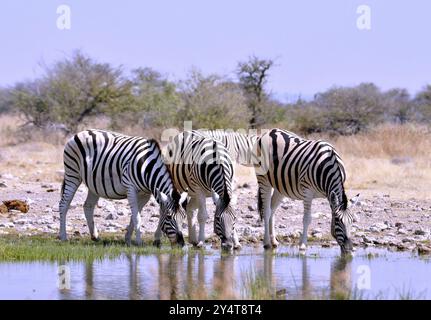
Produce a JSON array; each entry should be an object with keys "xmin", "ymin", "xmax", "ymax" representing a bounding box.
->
[{"xmin": 1, "ymin": 140, "xmax": 431, "ymax": 254}]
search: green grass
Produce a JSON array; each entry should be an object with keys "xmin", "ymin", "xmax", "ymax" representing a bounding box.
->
[{"xmin": 0, "ymin": 233, "xmax": 187, "ymax": 262}]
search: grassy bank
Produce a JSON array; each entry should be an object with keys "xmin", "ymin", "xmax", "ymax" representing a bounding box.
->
[{"xmin": 0, "ymin": 233, "xmax": 186, "ymax": 262}]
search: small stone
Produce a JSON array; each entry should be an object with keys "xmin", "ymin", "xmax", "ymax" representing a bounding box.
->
[
  {"xmin": 0, "ymin": 182, "xmax": 7, "ymax": 188},
  {"xmin": 397, "ymin": 228, "xmax": 408, "ymax": 235},
  {"xmin": 414, "ymin": 229, "xmax": 427, "ymax": 236},
  {"xmin": 105, "ymin": 213, "xmax": 118, "ymax": 220},
  {"xmin": 247, "ymin": 205, "xmax": 256, "ymax": 211},
  {"xmin": 242, "ymin": 227, "xmax": 252, "ymax": 237},
  {"xmin": 244, "ymin": 214, "xmax": 254, "ymax": 219},
  {"xmin": 417, "ymin": 244, "xmax": 431, "ymax": 255},
  {"xmin": 281, "ymin": 203, "xmax": 291, "ymax": 210},
  {"xmin": 278, "ymin": 224, "xmax": 286, "ymax": 229},
  {"xmin": 395, "ymin": 222, "xmax": 403, "ymax": 228}
]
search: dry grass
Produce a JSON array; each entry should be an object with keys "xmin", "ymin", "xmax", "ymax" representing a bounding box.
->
[
  {"xmin": 1, "ymin": 115, "xmax": 430, "ymax": 200},
  {"xmin": 329, "ymin": 124, "xmax": 431, "ymax": 200}
]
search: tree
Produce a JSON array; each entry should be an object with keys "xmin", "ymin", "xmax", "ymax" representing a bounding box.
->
[
  {"xmin": 10, "ymin": 79, "xmax": 53, "ymax": 127},
  {"xmin": 45, "ymin": 51, "xmax": 132, "ymax": 132},
  {"xmin": 414, "ymin": 85, "xmax": 431, "ymax": 122},
  {"xmin": 237, "ymin": 56, "xmax": 274, "ymax": 128},
  {"xmin": 179, "ymin": 69, "xmax": 250, "ymax": 130},
  {"xmin": 383, "ymin": 88, "xmax": 412, "ymax": 124},
  {"xmin": 0, "ymin": 88, "xmax": 12, "ymax": 114},
  {"xmin": 125, "ymin": 67, "xmax": 182, "ymax": 128}
]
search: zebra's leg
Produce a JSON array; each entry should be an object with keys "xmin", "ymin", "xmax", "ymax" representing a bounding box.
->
[
  {"xmin": 83, "ymin": 191, "xmax": 100, "ymax": 241},
  {"xmin": 196, "ymin": 194, "xmax": 208, "ymax": 248},
  {"xmin": 126, "ymin": 194, "xmax": 150, "ymax": 246},
  {"xmin": 270, "ymin": 190, "xmax": 283, "ymax": 248},
  {"xmin": 232, "ymin": 228, "xmax": 241, "ymax": 250},
  {"xmin": 186, "ymin": 197, "xmax": 199, "ymax": 246},
  {"xmin": 127, "ymin": 188, "xmax": 143, "ymax": 246},
  {"xmin": 258, "ymin": 183, "xmax": 274, "ymax": 250},
  {"xmin": 58, "ymin": 177, "xmax": 81, "ymax": 241},
  {"xmin": 299, "ymin": 195, "xmax": 314, "ymax": 252}
]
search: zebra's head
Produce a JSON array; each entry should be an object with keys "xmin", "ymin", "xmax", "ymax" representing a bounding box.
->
[
  {"xmin": 212, "ymin": 192, "xmax": 236, "ymax": 251},
  {"xmin": 329, "ymin": 191, "xmax": 360, "ymax": 255},
  {"xmin": 155, "ymin": 189, "xmax": 188, "ymax": 247}
]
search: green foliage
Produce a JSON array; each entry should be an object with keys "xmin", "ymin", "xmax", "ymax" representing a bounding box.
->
[
  {"xmin": 178, "ymin": 69, "xmax": 250, "ymax": 129},
  {"xmin": 3, "ymin": 51, "xmax": 431, "ymax": 136}
]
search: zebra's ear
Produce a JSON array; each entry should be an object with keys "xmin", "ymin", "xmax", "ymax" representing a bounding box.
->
[
  {"xmin": 349, "ymin": 193, "xmax": 361, "ymax": 207},
  {"xmin": 179, "ymin": 192, "xmax": 188, "ymax": 210},
  {"xmin": 155, "ymin": 189, "xmax": 168, "ymax": 204},
  {"xmin": 329, "ymin": 191, "xmax": 339, "ymax": 211},
  {"xmin": 211, "ymin": 192, "xmax": 220, "ymax": 206}
]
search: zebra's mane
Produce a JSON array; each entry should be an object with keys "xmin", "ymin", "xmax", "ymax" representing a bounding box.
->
[{"xmin": 147, "ymin": 138, "xmax": 182, "ymax": 211}]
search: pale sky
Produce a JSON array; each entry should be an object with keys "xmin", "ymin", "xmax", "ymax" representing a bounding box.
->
[{"xmin": 0, "ymin": 0, "xmax": 430, "ymax": 101}]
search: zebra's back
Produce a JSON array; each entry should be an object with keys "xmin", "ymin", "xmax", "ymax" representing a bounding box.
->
[
  {"xmin": 256, "ymin": 128, "xmax": 346, "ymax": 200},
  {"xmin": 63, "ymin": 129, "xmax": 165, "ymax": 199}
]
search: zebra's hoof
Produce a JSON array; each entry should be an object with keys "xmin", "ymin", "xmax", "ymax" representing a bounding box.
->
[
  {"xmin": 299, "ymin": 244, "xmax": 307, "ymax": 254},
  {"xmin": 91, "ymin": 236, "xmax": 100, "ymax": 242},
  {"xmin": 196, "ymin": 241, "xmax": 204, "ymax": 248},
  {"xmin": 271, "ymin": 240, "xmax": 279, "ymax": 248},
  {"xmin": 263, "ymin": 244, "xmax": 273, "ymax": 250},
  {"xmin": 153, "ymin": 239, "xmax": 161, "ymax": 248}
]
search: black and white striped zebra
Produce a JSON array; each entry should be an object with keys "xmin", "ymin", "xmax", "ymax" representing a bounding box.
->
[
  {"xmin": 199, "ymin": 129, "xmax": 258, "ymax": 167},
  {"xmin": 254, "ymin": 128, "xmax": 359, "ymax": 255},
  {"xmin": 161, "ymin": 130, "xmax": 240, "ymax": 250},
  {"xmin": 59, "ymin": 129, "xmax": 187, "ymax": 246}
]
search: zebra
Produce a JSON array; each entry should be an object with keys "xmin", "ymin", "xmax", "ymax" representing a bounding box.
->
[
  {"xmin": 158, "ymin": 130, "xmax": 240, "ymax": 250},
  {"xmin": 198, "ymin": 129, "xmax": 258, "ymax": 167},
  {"xmin": 59, "ymin": 129, "xmax": 187, "ymax": 246},
  {"xmin": 254, "ymin": 128, "xmax": 359, "ymax": 255}
]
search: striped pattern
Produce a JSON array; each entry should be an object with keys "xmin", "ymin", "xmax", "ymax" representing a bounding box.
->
[
  {"xmin": 59, "ymin": 129, "xmax": 185, "ymax": 246},
  {"xmin": 163, "ymin": 130, "xmax": 240, "ymax": 249},
  {"xmin": 199, "ymin": 130, "xmax": 258, "ymax": 167},
  {"xmin": 254, "ymin": 128, "xmax": 355, "ymax": 254}
]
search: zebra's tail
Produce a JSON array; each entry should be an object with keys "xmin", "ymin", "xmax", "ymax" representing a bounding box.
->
[{"xmin": 257, "ymin": 186, "xmax": 264, "ymax": 221}]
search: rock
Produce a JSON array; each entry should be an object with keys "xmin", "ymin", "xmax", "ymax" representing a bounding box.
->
[
  {"xmin": 370, "ymin": 222, "xmax": 389, "ymax": 232},
  {"xmin": 242, "ymin": 226, "xmax": 252, "ymax": 236},
  {"xmin": 395, "ymin": 222, "xmax": 403, "ymax": 228},
  {"xmin": 417, "ymin": 244, "xmax": 431, "ymax": 255},
  {"xmin": 117, "ymin": 208, "xmax": 128, "ymax": 216},
  {"xmin": 312, "ymin": 232, "xmax": 323, "ymax": 239},
  {"xmin": 397, "ymin": 228, "xmax": 408, "ymax": 235},
  {"xmin": 414, "ymin": 229, "xmax": 427, "ymax": 236},
  {"xmin": 0, "ymin": 204, "xmax": 8, "ymax": 214},
  {"xmin": 402, "ymin": 237, "xmax": 415, "ymax": 243},
  {"xmin": 281, "ymin": 203, "xmax": 291, "ymax": 210},
  {"xmin": 14, "ymin": 218, "xmax": 30, "ymax": 225},
  {"xmin": 0, "ymin": 181, "xmax": 7, "ymax": 188},
  {"xmin": 1, "ymin": 173, "xmax": 16, "ymax": 180},
  {"xmin": 278, "ymin": 224, "xmax": 286, "ymax": 229},
  {"xmin": 244, "ymin": 214, "xmax": 254, "ymax": 219},
  {"xmin": 105, "ymin": 213, "xmax": 118, "ymax": 220},
  {"xmin": 0, "ymin": 222, "xmax": 14, "ymax": 228},
  {"xmin": 391, "ymin": 156, "xmax": 412, "ymax": 165},
  {"xmin": 247, "ymin": 205, "xmax": 256, "ymax": 211}
]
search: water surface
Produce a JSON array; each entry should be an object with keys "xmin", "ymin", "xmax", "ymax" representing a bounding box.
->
[{"xmin": 0, "ymin": 246, "xmax": 429, "ymax": 299}]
